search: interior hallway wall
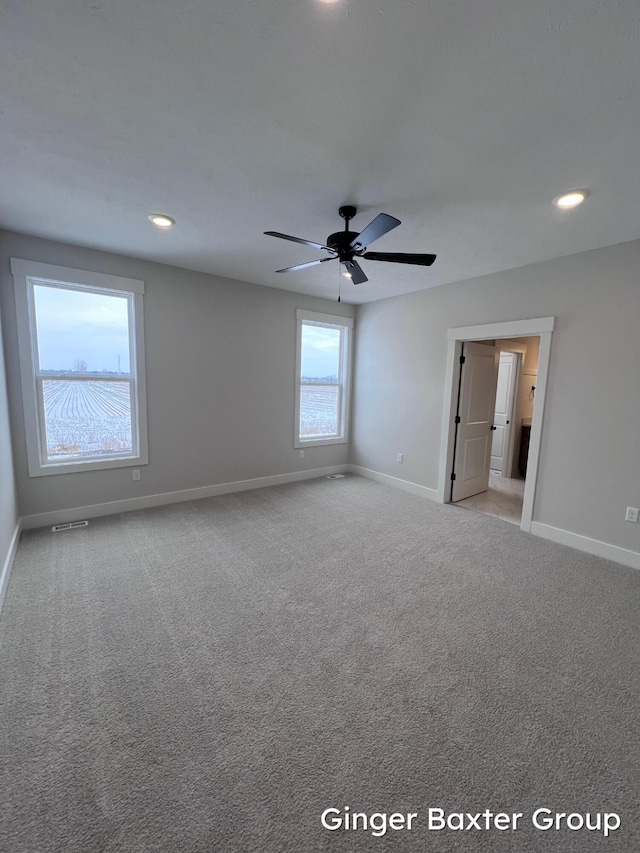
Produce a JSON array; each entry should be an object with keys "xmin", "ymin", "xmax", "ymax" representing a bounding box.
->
[
  {"xmin": 511, "ymin": 336, "xmax": 539, "ymax": 478},
  {"xmin": 494, "ymin": 336, "xmax": 539, "ymax": 478},
  {"xmin": 351, "ymin": 238, "xmax": 640, "ymax": 556}
]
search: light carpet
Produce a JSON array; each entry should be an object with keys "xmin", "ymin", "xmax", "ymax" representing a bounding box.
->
[{"xmin": 1, "ymin": 474, "xmax": 639, "ymax": 852}]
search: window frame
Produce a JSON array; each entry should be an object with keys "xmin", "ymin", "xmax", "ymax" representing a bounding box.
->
[
  {"xmin": 295, "ymin": 308, "xmax": 353, "ymax": 448},
  {"xmin": 11, "ymin": 258, "xmax": 149, "ymax": 477}
]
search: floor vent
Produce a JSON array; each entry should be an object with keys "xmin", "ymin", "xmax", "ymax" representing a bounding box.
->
[
  {"xmin": 52, "ymin": 520, "xmax": 89, "ymax": 532},
  {"xmin": 326, "ymin": 474, "xmax": 345, "ymax": 479}
]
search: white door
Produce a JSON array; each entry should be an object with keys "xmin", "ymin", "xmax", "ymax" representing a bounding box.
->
[
  {"xmin": 490, "ymin": 352, "xmax": 518, "ymax": 474},
  {"xmin": 451, "ymin": 341, "xmax": 500, "ymax": 502}
]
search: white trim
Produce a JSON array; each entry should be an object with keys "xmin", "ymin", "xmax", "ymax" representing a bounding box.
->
[
  {"xmin": 132, "ymin": 291, "xmax": 149, "ymax": 466},
  {"xmin": 295, "ymin": 308, "xmax": 354, "ymax": 329},
  {"xmin": 530, "ymin": 522, "xmax": 640, "ymax": 571},
  {"xmin": 438, "ymin": 317, "xmax": 556, "ymax": 534},
  {"xmin": 14, "ymin": 268, "xmax": 42, "ymax": 475},
  {"xmin": 10, "ymin": 258, "xmax": 144, "ymax": 294},
  {"xmin": 26, "ymin": 453, "xmax": 147, "ymax": 477},
  {"xmin": 295, "ymin": 309, "xmax": 353, "ymax": 448},
  {"xmin": 11, "ymin": 260, "xmax": 149, "ymax": 476},
  {"xmin": 447, "ymin": 316, "xmax": 555, "ymax": 341},
  {"xmin": 296, "ymin": 435, "xmax": 349, "ymax": 448},
  {"xmin": 0, "ymin": 521, "xmax": 22, "ymax": 615},
  {"xmin": 20, "ymin": 465, "xmax": 349, "ymax": 530},
  {"xmin": 347, "ymin": 465, "xmax": 440, "ymax": 501},
  {"xmin": 520, "ymin": 331, "xmax": 551, "ymax": 530}
]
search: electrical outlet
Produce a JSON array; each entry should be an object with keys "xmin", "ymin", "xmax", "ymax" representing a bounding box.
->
[
  {"xmin": 132, "ymin": 469, "xmax": 141, "ymax": 481},
  {"xmin": 625, "ymin": 507, "xmax": 639, "ymax": 523},
  {"xmin": 397, "ymin": 453, "xmax": 403, "ymax": 463},
  {"xmin": 299, "ymin": 450, "xmax": 304, "ymax": 459}
]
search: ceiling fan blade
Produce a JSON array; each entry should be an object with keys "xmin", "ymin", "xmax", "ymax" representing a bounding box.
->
[
  {"xmin": 276, "ymin": 257, "xmax": 336, "ymax": 273},
  {"xmin": 363, "ymin": 251, "xmax": 437, "ymax": 267},
  {"xmin": 343, "ymin": 259, "xmax": 368, "ymax": 285},
  {"xmin": 265, "ymin": 231, "xmax": 335, "ymax": 253},
  {"xmin": 349, "ymin": 213, "xmax": 401, "ymax": 250}
]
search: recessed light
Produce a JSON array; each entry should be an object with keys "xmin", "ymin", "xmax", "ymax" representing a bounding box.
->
[
  {"xmin": 553, "ymin": 190, "xmax": 590, "ymax": 210},
  {"xmin": 148, "ymin": 214, "xmax": 175, "ymax": 229}
]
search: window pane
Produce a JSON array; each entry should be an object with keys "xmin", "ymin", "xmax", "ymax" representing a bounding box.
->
[
  {"xmin": 42, "ymin": 380, "xmax": 133, "ymax": 461},
  {"xmin": 301, "ymin": 323, "xmax": 341, "ymax": 381},
  {"xmin": 300, "ymin": 384, "xmax": 339, "ymax": 438},
  {"xmin": 33, "ymin": 283, "xmax": 131, "ymax": 374}
]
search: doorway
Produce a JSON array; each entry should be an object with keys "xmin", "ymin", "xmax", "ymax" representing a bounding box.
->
[
  {"xmin": 437, "ymin": 317, "xmax": 555, "ymax": 533},
  {"xmin": 451, "ymin": 341, "xmax": 529, "ymax": 524}
]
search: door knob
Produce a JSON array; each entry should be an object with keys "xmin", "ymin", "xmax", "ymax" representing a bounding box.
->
[
  {"xmin": 490, "ymin": 425, "xmax": 497, "ymax": 430},
  {"xmin": 506, "ymin": 420, "xmax": 510, "ymax": 424}
]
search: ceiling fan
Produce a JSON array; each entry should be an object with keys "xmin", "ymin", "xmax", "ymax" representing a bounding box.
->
[{"xmin": 264, "ymin": 205, "xmax": 436, "ymax": 285}]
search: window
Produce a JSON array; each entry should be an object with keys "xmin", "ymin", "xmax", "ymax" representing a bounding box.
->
[
  {"xmin": 11, "ymin": 259, "xmax": 148, "ymax": 476},
  {"xmin": 295, "ymin": 309, "xmax": 353, "ymax": 447}
]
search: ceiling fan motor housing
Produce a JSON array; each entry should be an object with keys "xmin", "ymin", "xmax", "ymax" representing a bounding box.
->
[
  {"xmin": 326, "ymin": 231, "xmax": 362, "ymax": 260},
  {"xmin": 332, "ymin": 205, "xmax": 365, "ymax": 259}
]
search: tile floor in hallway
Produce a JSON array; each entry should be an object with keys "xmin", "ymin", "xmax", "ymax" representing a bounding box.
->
[{"xmin": 454, "ymin": 470, "xmax": 525, "ymax": 525}]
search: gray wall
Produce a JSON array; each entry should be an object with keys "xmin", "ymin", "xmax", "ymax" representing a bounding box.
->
[
  {"xmin": 3, "ymin": 227, "xmax": 639, "ymax": 559},
  {"xmin": 0, "ymin": 297, "xmax": 18, "ymax": 572},
  {"xmin": 0, "ymin": 230, "xmax": 354, "ymax": 517},
  {"xmin": 352, "ymin": 238, "xmax": 640, "ymax": 554}
]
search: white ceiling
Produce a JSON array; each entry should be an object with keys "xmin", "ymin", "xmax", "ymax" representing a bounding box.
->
[{"xmin": 2, "ymin": 0, "xmax": 640, "ymax": 303}]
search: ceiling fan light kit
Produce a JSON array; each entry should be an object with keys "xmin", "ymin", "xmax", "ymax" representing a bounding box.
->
[{"xmin": 264, "ymin": 205, "xmax": 436, "ymax": 291}]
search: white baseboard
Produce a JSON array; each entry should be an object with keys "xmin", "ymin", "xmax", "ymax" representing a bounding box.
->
[
  {"xmin": 530, "ymin": 522, "xmax": 640, "ymax": 571},
  {"xmin": 20, "ymin": 465, "xmax": 349, "ymax": 531},
  {"xmin": 17, "ymin": 466, "xmax": 638, "ymax": 572},
  {"xmin": 347, "ymin": 464, "xmax": 440, "ymax": 502},
  {"xmin": 0, "ymin": 521, "xmax": 21, "ymax": 615},
  {"xmin": 347, "ymin": 468, "xmax": 639, "ymax": 571}
]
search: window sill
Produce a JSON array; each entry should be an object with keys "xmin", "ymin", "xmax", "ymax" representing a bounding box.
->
[
  {"xmin": 28, "ymin": 453, "xmax": 148, "ymax": 478},
  {"xmin": 294, "ymin": 436, "xmax": 348, "ymax": 449}
]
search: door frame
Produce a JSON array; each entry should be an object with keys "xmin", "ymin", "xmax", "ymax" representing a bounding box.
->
[{"xmin": 437, "ymin": 317, "xmax": 556, "ymax": 532}]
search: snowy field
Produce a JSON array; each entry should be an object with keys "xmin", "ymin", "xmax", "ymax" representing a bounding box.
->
[
  {"xmin": 300, "ymin": 385, "xmax": 339, "ymax": 437},
  {"xmin": 42, "ymin": 380, "xmax": 132, "ymax": 459}
]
